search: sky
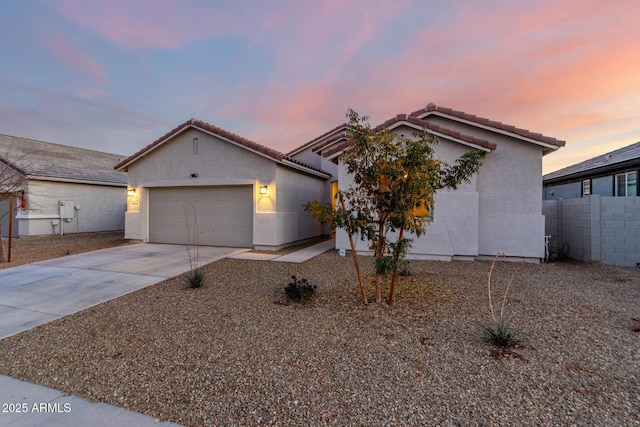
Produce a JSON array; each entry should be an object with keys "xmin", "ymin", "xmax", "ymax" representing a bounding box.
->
[{"xmin": 0, "ymin": 0, "xmax": 638, "ymax": 175}]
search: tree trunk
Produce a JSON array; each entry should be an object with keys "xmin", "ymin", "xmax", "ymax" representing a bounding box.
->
[
  {"xmin": 0, "ymin": 236, "xmax": 5, "ymax": 263},
  {"xmin": 374, "ymin": 219, "xmax": 385, "ymax": 304},
  {"xmin": 339, "ymin": 193, "xmax": 367, "ymax": 304},
  {"xmin": 387, "ymin": 228, "xmax": 404, "ymax": 305}
]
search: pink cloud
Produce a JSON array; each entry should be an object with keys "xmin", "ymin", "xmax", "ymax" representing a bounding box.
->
[
  {"xmin": 50, "ymin": 0, "xmax": 235, "ymax": 49},
  {"xmin": 46, "ymin": 33, "xmax": 109, "ymax": 85}
]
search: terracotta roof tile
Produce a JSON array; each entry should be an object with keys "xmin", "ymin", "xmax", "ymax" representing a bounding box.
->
[
  {"xmin": 311, "ymin": 132, "xmax": 349, "ymax": 153},
  {"xmin": 321, "ymin": 114, "xmax": 497, "ymax": 158},
  {"xmin": 410, "ymin": 103, "xmax": 565, "ymax": 148},
  {"xmin": 115, "ymin": 119, "xmax": 329, "ymax": 177},
  {"xmin": 287, "ymin": 123, "xmax": 348, "ymax": 156}
]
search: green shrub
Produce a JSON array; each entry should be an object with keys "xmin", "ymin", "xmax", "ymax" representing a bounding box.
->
[
  {"xmin": 482, "ymin": 317, "xmax": 523, "ymax": 347},
  {"xmin": 285, "ymin": 275, "xmax": 316, "ymax": 303},
  {"xmin": 186, "ymin": 268, "xmax": 205, "ymax": 289},
  {"xmin": 399, "ymin": 261, "xmax": 412, "ymax": 276}
]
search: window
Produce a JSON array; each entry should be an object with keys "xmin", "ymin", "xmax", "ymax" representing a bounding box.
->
[
  {"xmin": 582, "ymin": 179, "xmax": 591, "ymax": 196},
  {"xmin": 192, "ymin": 137, "xmax": 199, "ymax": 155},
  {"xmin": 615, "ymin": 171, "xmax": 637, "ymax": 197}
]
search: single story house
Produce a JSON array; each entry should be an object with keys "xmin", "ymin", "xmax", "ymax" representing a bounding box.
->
[
  {"xmin": 114, "ymin": 119, "xmax": 330, "ymax": 250},
  {"xmin": 543, "ymin": 141, "xmax": 639, "ymax": 199},
  {"xmin": 119, "ymin": 103, "xmax": 565, "ymax": 260},
  {"xmin": 0, "ymin": 134, "xmax": 127, "ymax": 238},
  {"xmin": 289, "ymin": 103, "xmax": 566, "ymax": 260}
]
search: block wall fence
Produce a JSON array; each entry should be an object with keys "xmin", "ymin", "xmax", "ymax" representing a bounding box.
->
[{"xmin": 543, "ymin": 195, "xmax": 640, "ymax": 267}]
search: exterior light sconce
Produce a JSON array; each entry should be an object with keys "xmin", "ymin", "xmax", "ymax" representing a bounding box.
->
[
  {"xmin": 259, "ymin": 185, "xmax": 269, "ymax": 196},
  {"xmin": 191, "ymin": 173, "xmax": 198, "ymax": 178},
  {"xmin": 127, "ymin": 189, "xmax": 136, "ymax": 197}
]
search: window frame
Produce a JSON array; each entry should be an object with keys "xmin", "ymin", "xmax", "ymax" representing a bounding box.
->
[
  {"xmin": 615, "ymin": 171, "xmax": 638, "ymax": 197},
  {"xmin": 582, "ymin": 179, "xmax": 591, "ymax": 196}
]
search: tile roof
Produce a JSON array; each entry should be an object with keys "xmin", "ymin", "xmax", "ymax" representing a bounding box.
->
[
  {"xmin": 410, "ymin": 103, "xmax": 566, "ymax": 149},
  {"xmin": 0, "ymin": 134, "xmax": 127, "ymax": 185},
  {"xmin": 114, "ymin": 119, "xmax": 330, "ymax": 177},
  {"xmin": 286, "ymin": 123, "xmax": 349, "ymax": 156},
  {"xmin": 321, "ymin": 114, "xmax": 497, "ymax": 159},
  {"xmin": 543, "ymin": 141, "xmax": 640, "ymax": 182}
]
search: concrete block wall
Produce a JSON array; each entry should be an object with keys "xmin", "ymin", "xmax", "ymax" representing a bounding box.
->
[{"xmin": 543, "ymin": 195, "xmax": 640, "ymax": 267}]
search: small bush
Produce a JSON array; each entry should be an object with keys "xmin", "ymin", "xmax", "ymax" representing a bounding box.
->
[
  {"xmin": 399, "ymin": 262, "xmax": 412, "ymax": 276},
  {"xmin": 186, "ymin": 268, "xmax": 205, "ymax": 289},
  {"xmin": 482, "ymin": 317, "xmax": 523, "ymax": 347},
  {"xmin": 285, "ymin": 275, "xmax": 316, "ymax": 303}
]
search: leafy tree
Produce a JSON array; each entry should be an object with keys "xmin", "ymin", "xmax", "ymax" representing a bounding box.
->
[{"xmin": 306, "ymin": 109, "xmax": 486, "ymax": 304}]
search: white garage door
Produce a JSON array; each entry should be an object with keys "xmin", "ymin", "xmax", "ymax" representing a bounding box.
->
[{"xmin": 149, "ymin": 186, "xmax": 253, "ymax": 247}]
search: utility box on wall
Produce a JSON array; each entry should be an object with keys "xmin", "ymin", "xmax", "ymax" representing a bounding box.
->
[{"xmin": 59, "ymin": 200, "xmax": 75, "ymax": 221}]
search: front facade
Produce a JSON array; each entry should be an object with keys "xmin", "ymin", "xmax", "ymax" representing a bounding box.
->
[
  {"xmin": 543, "ymin": 141, "xmax": 640, "ymax": 200},
  {"xmin": 0, "ymin": 134, "xmax": 127, "ymax": 238},
  {"xmin": 289, "ymin": 103, "xmax": 565, "ymax": 260},
  {"xmin": 115, "ymin": 119, "xmax": 330, "ymax": 249},
  {"xmin": 118, "ymin": 104, "xmax": 564, "ymax": 259}
]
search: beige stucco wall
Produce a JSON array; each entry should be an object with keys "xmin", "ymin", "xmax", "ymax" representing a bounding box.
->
[
  {"xmin": 15, "ymin": 179, "xmax": 125, "ymax": 236},
  {"xmin": 426, "ymin": 116, "xmax": 545, "ymax": 258},
  {"xmin": 334, "ymin": 120, "xmax": 546, "ymax": 260},
  {"xmin": 124, "ymin": 127, "xmax": 326, "ymax": 248},
  {"xmin": 272, "ymin": 164, "xmax": 326, "ymax": 247},
  {"xmin": 335, "ymin": 126, "xmax": 481, "ymax": 260}
]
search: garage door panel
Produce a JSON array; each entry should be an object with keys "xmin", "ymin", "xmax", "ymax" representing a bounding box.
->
[{"xmin": 149, "ymin": 186, "xmax": 252, "ymax": 247}]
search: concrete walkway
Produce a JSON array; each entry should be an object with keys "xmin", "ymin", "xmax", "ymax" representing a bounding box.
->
[
  {"xmin": 228, "ymin": 238, "xmax": 335, "ymax": 262},
  {"xmin": 0, "ymin": 240, "xmax": 334, "ymax": 426}
]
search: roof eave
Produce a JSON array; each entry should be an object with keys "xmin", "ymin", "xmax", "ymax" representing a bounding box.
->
[
  {"xmin": 417, "ymin": 110, "xmax": 565, "ymax": 151},
  {"xmin": 28, "ymin": 175, "xmax": 128, "ymax": 187},
  {"xmin": 279, "ymin": 159, "xmax": 331, "ymax": 179},
  {"xmin": 543, "ymin": 158, "xmax": 640, "ymax": 184}
]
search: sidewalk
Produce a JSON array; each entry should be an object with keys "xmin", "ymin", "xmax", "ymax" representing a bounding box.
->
[{"xmin": 0, "ymin": 376, "xmax": 182, "ymax": 426}]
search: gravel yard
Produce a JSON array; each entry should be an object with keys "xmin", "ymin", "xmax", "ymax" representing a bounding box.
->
[
  {"xmin": 0, "ymin": 249, "xmax": 639, "ymax": 426},
  {"xmin": 0, "ymin": 231, "xmax": 129, "ymax": 269}
]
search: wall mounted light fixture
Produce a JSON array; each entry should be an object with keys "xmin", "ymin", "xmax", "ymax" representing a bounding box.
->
[
  {"xmin": 127, "ymin": 189, "xmax": 136, "ymax": 197},
  {"xmin": 259, "ymin": 185, "xmax": 269, "ymax": 195}
]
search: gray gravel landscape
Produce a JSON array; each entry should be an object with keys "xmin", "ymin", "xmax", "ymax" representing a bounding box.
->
[{"xmin": 0, "ymin": 242, "xmax": 639, "ymax": 426}]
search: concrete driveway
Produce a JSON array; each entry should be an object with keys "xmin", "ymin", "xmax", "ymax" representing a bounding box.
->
[{"xmin": 0, "ymin": 244, "xmax": 247, "ymax": 340}]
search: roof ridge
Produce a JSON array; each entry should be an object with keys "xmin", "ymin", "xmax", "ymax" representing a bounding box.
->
[
  {"xmin": 115, "ymin": 118, "xmax": 331, "ymax": 177},
  {"xmin": 410, "ymin": 103, "xmax": 566, "ymax": 148},
  {"xmin": 321, "ymin": 113, "xmax": 497, "ymax": 158},
  {"xmin": 287, "ymin": 122, "xmax": 349, "ymax": 155}
]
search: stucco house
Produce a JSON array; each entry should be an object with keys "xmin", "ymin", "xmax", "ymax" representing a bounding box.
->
[
  {"xmin": 114, "ymin": 119, "xmax": 330, "ymax": 250},
  {"xmin": 543, "ymin": 141, "xmax": 639, "ymax": 199},
  {"xmin": 0, "ymin": 134, "xmax": 127, "ymax": 238},
  {"xmin": 289, "ymin": 103, "xmax": 566, "ymax": 260},
  {"xmin": 120, "ymin": 103, "xmax": 564, "ymax": 260}
]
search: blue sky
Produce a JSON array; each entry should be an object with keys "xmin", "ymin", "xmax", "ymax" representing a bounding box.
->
[{"xmin": 1, "ymin": 0, "xmax": 639, "ymax": 174}]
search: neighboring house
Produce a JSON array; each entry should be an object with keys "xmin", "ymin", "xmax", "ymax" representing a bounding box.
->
[
  {"xmin": 543, "ymin": 141, "xmax": 640, "ymax": 199},
  {"xmin": 542, "ymin": 141, "xmax": 640, "ymax": 267},
  {"xmin": 289, "ymin": 103, "xmax": 565, "ymax": 261},
  {"xmin": 0, "ymin": 134, "xmax": 127, "ymax": 238},
  {"xmin": 114, "ymin": 119, "xmax": 330, "ymax": 250}
]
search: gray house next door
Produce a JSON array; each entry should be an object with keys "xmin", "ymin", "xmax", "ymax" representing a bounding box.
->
[{"xmin": 148, "ymin": 186, "xmax": 253, "ymax": 247}]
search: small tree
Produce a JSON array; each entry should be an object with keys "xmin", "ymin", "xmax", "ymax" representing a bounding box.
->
[{"xmin": 306, "ymin": 109, "xmax": 486, "ymax": 305}]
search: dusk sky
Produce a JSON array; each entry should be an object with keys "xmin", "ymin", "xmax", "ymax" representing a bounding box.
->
[{"xmin": 1, "ymin": 0, "xmax": 638, "ymax": 174}]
